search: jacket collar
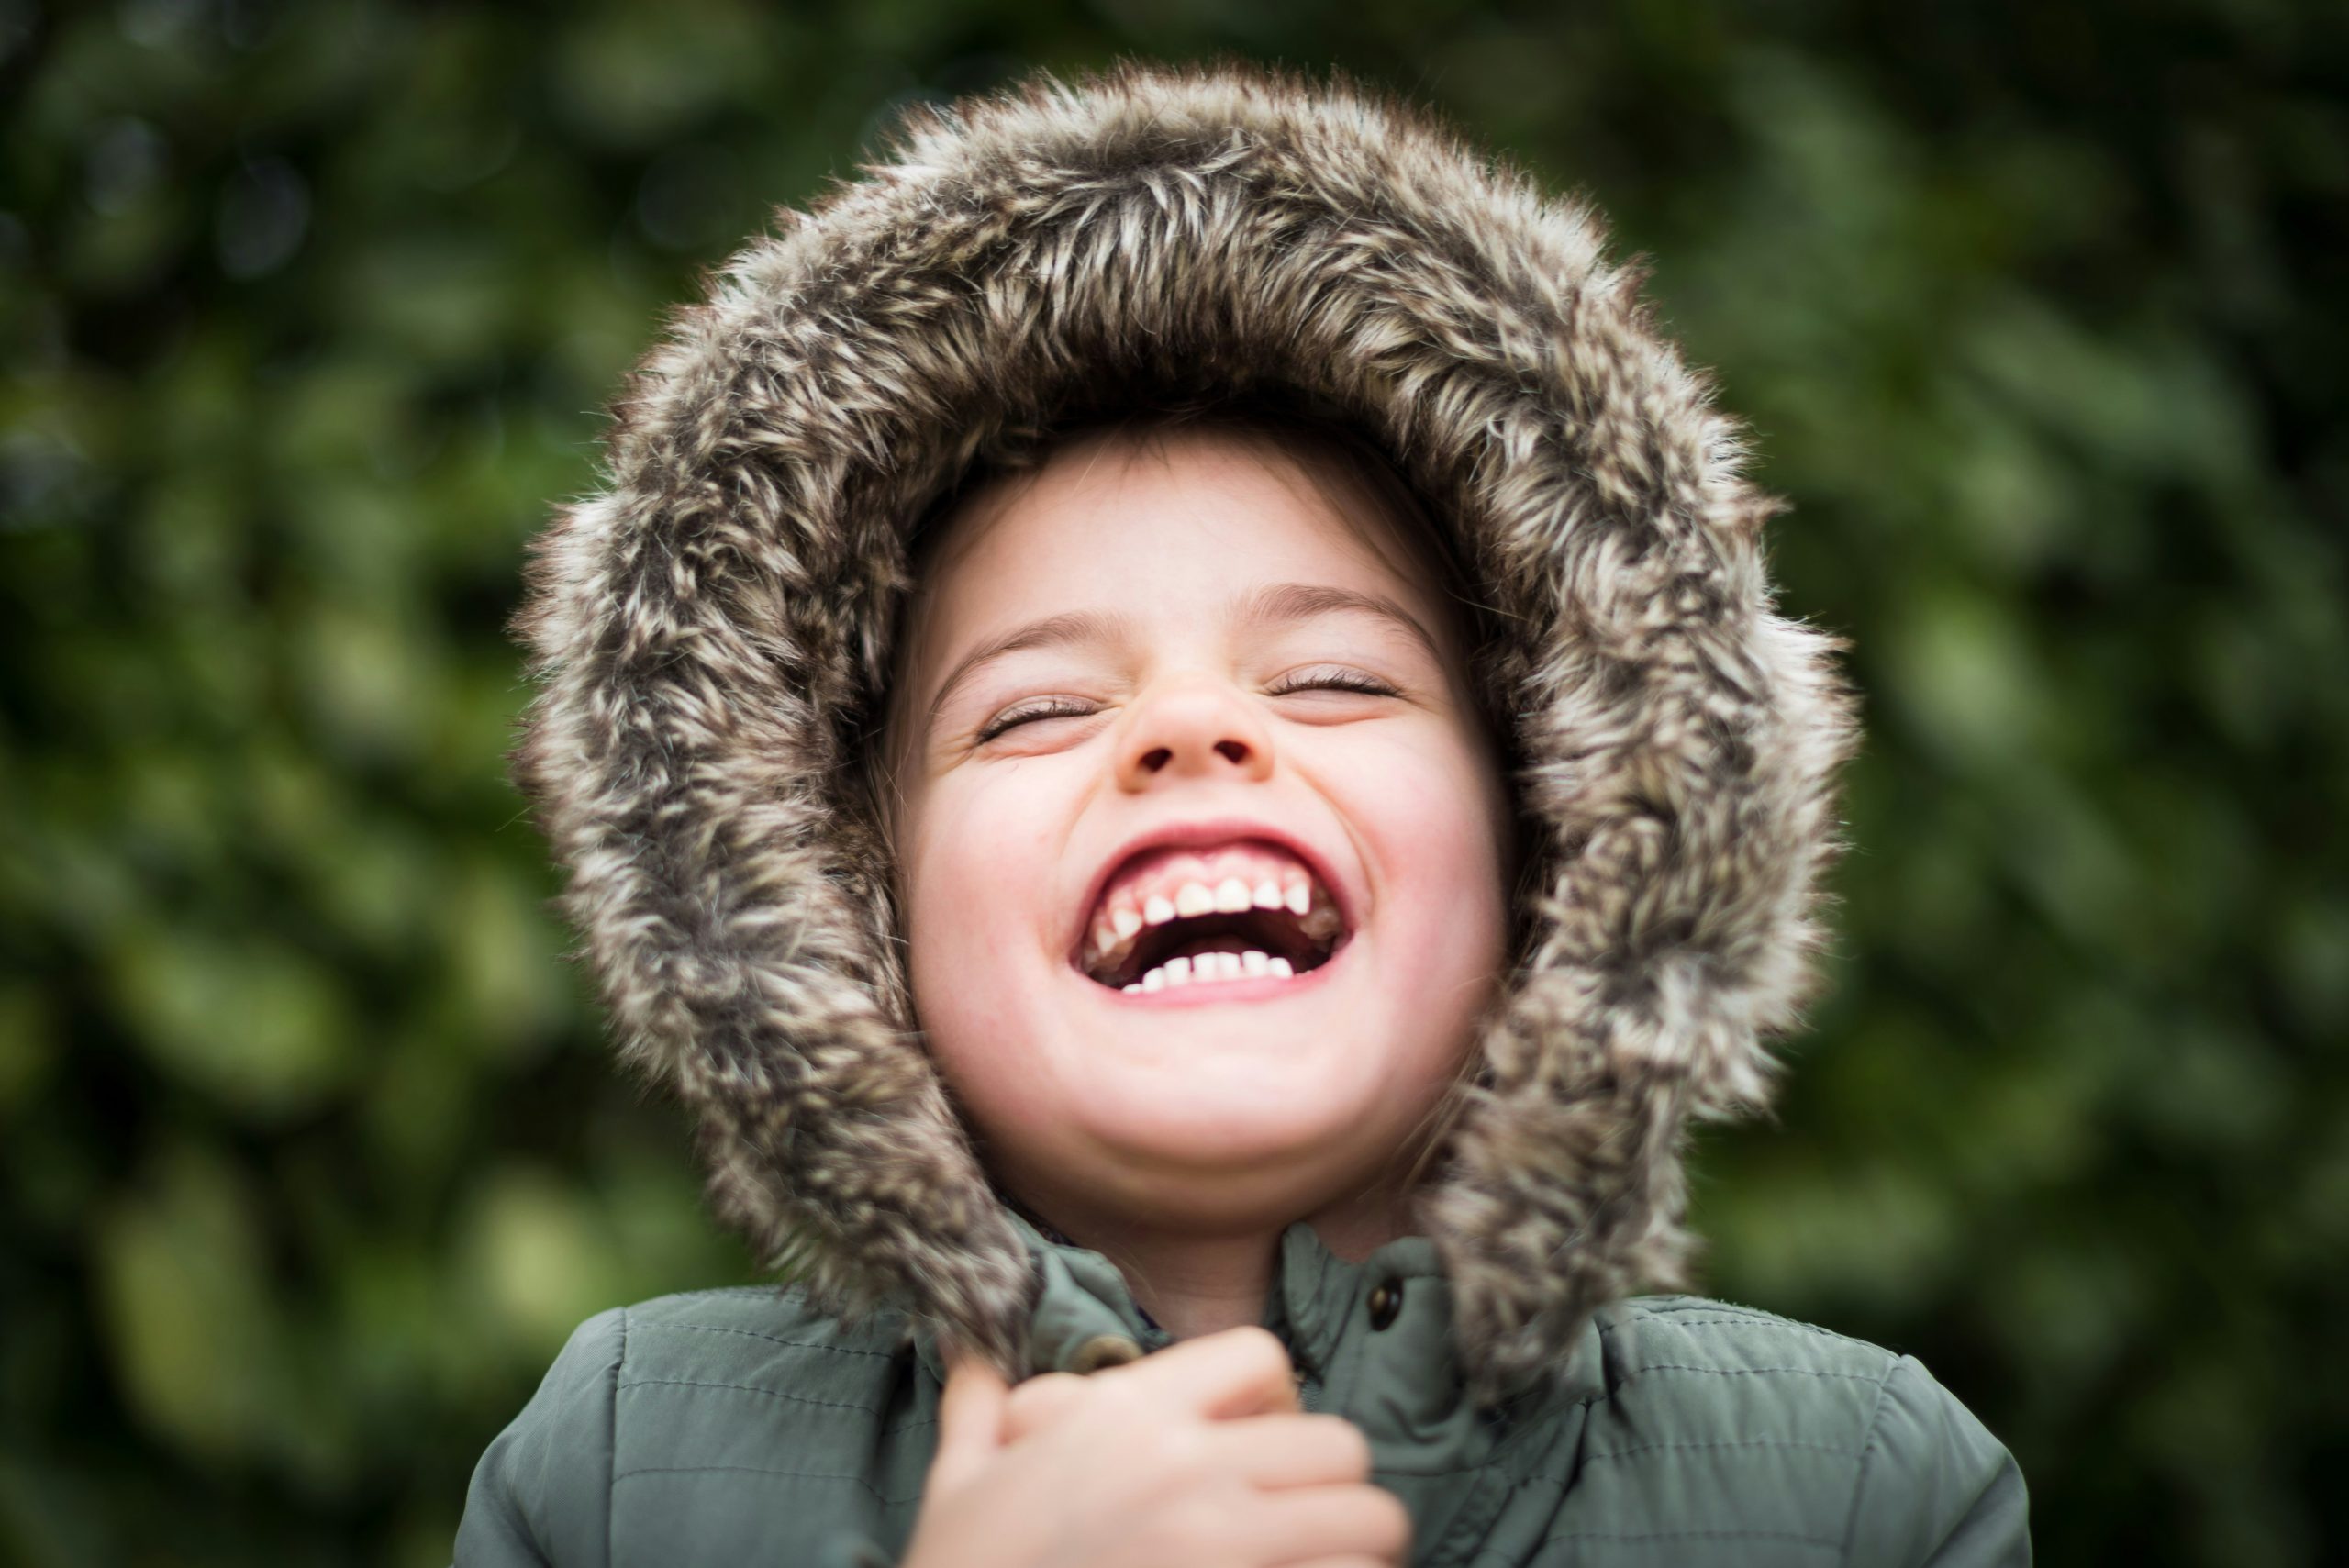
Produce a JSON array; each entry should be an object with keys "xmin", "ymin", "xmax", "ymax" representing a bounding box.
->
[
  {"xmin": 907, "ymin": 1210, "xmax": 1607, "ymax": 1556},
  {"xmin": 907, "ymin": 1207, "xmax": 1163, "ymax": 1390},
  {"xmin": 909, "ymin": 1209, "xmax": 1600, "ymax": 1414}
]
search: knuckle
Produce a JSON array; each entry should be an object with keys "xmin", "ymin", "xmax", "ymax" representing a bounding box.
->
[
  {"xmin": 1016, "ymin": 1370, "xmax": 1082, "ymax": 1399},
  {"xmin": 1367, "ymin": 1488, "xmax": 1413, "ymax": 1551},
  {"xmin": 1148, "ymin": 1417, "xmax": 1211, "ymax": 1477},
  {"xmin": 1094, "ymin": 1373, "xmax": 1159, "ymax": 1425},
  {"xmin": 1239, "ymin": 1323, "xmax": 1289, "ymax": 1359},
  {"xmin": 1319, "ymin": 1415, "xmax": 1373, "ymax": 1475},
  {"xmin": 1005, "ymin": 1371, "xmax": 1077, "ymax": 1418},
  {"xmin": 1226, "ymin": 1324, "xmax": 1291, "ymax": 1375}
]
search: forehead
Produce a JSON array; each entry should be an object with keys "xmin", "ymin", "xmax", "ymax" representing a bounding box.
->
[{"xmin": 904, "ymin": 424, "xmax": 1457, "ymax": 665}]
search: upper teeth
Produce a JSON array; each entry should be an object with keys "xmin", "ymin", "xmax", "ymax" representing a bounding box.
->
[{"xmin": 1152, "ymin": 877, "xmax": 1297, "ymax": 926}]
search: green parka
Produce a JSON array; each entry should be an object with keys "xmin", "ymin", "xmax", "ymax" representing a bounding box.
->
[
  {"xmin": 456, "ymin": 1210, "xmax": 2026, "ymax": 1566},
  {"xmin": 460, "ymin": 60, "xmax": 2031, "ymax": 1567}
]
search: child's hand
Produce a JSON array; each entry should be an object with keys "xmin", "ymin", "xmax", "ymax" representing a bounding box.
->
[{"xmin": 898, "ymin": 1326, "xmax": 1410, "ymax": 1568}]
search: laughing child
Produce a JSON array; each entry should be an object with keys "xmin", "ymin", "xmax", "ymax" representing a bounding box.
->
[{"xmin": 455, "ymin": 62, "xmax": 2031, "ymax": 1568}]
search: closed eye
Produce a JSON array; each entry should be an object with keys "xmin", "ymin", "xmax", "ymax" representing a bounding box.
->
[
  {"xmin": 1265, "ymin": 667, "xmax": 1399, "ymax": 699},
  {"xmin": 974, "ymin": 697, "xmax": 1097, "ymax": 744},
  {"xmin": 972, "ymin": 666, "xmax": 1390, "ymax": 746}
]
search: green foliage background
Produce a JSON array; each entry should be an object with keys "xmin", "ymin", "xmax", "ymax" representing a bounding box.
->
[{"xmin": 4, "ymin": 1, "xmax": 2343, "ymax": 1562}]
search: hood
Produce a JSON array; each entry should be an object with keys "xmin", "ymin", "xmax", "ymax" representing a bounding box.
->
[{"xmin": 508, "ymin": 61, "xmax": 1861, "ymax": 1409}]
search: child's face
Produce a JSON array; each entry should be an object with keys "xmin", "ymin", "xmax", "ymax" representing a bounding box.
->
[{"xmin": 888, "ymin": 427, "xmax": 1513, "ymax": 1236}]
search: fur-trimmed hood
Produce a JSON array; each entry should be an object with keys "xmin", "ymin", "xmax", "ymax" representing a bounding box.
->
[{"xmin": 509, "ymin": 61, "xmax": 1861, "ymax": 1409}]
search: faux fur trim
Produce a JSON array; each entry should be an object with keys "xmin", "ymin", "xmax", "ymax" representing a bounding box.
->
[{"xmin": 509, "ymin": 60, "xmax": 1861, "ymax": 1407}]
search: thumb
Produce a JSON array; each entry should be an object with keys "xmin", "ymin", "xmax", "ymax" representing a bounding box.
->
[
  {"xmin": 927, "ymin": 1352, "xmax": 1010, "ymax": 1496},
  {"xmin": 1003, "ymin": 1371, "xmax": 1089, "ymax": 1444}
]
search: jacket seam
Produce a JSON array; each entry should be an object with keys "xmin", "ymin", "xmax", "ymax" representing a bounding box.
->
[
  {"xmin": 617, "ymin": 1374, "xmax": 887, "ymax": 1415},
  {"xmin": 1614, "ymin": 1310, "xmax": 1891, "ymax": 1353},
  {"xmin": 1388, "ymin": 1429, "xmax": 1853, "ymax": 1487},
  {"xmin": 1620, "ymin": 1312, "xmax": 1868, "ymax": 1339},
  {"xmin": 610, "ymin": 1462, "xmax": 922, "ymax": 1507},
  {"xmin": 643, "ymin": 1321, "xmax": 896, "ymax": 1359},
  {"xmin": 1839, "ymin": 1357, "xmax": 1905, "ymax": 1568},
  {"xmin": 1934, "ymin": 1432, "xmax": 2019, "ymax": 1556},
  {"xmin": 1541, "ymin": 1351, "xmax": 1869, "ymax": 1418},
  {"xmin": 1584, "ymin": 1435, "xmax": 1860, "ymax": 1462},
  {"xmin": 1425, "ymin": 1354, "xmax": 1884, "ymax": 1485},
  {"xmin": 1404, "ymin": 1458, "xmax": 1573, "ymax": 1488},
  {"xmin": 1631, "ymin": 1362, "xmax": 1887, "ymax": 1382},
  {"xmin": 1542, "ymin": 1527, "xmax": 1843, "ymax": 1548},
  {"xmin": 608, "ymin": 1307, "xmax": 627, "ymax": 1565}
]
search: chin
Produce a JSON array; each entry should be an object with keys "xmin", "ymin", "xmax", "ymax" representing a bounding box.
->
[
  {"xmin": 1034, "ymin": 1025, "xmax": 1411, "ymax": 1159},
  {"xmin": 1018, "ymin": 1115, "xmax": 1378, "ymax": 1231},
  {"xmin": 922, "ymin": 935, "xmax": 1484, "ymax": 1226}
]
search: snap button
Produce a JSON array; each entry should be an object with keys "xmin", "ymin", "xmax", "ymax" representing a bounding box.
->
[
  {"xmin": 1065, "ymin": 1332, "xmax": 1144, "ymax": 1374},
  {"xmin": 1366, "ymin": 1280, "xmax": 1402, "ymax": 1331}
]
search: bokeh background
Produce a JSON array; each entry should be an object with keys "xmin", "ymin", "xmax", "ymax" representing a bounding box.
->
[{"xmin": 5, "ymin": 1, "xmax": 2344, "ymax": 1563}]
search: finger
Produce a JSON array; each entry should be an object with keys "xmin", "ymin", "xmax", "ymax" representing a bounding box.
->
[
  {"xmin": 1244, "ymin": 1485, "xmax": 1413, "ymax": 1566},
  {"xmin": 1107, "ymin": 1324, "xmax": 1301, "ymax": 1419},
  {"xmin": 927, "ymin": 1354, "xmax": 1009, "ymax": 1495},
  {"xmin": 1003, "ymin": 1372, "xmax": 1087, "ymax": 1443},
  {"xmin": 1206, "ymin": 1413, "xmax": 1375, "ymax": 1489}
]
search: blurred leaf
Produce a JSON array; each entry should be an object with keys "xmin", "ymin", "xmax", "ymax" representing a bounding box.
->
[
  {"xmin": 93, "ymin": 1147, "xmax": 294, "ymax": 1463},
  {"xmin": 436, "ymin": 854, "xmax": 570, "ymax": 1057},
  {"xmin": 0, "ymin": 985, "xmax": 55, "ymax": 1114},
  {"xmin": 109, "ymin": 926, "xmax": 356, "ymax": 1118},
  {"xmin": 457, "ymin": 1165, "xmax": 623, "ymax": 1355},
  {"xmin": 1882, "ymin": 585, "xmax": 2045, "ymax": 769}
]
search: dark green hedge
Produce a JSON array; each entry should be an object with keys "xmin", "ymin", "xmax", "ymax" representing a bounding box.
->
[{"xmin": 4, "ymin": 2, "xmax": 2342, "ymax": 1563}]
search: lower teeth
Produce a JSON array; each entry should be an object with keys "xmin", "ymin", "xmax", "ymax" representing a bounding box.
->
[{"xmin": 1122, "ymin": 949, "xmax": 1297, "ymax": 994}]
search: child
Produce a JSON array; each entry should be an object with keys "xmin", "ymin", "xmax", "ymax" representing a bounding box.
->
[{"xmin": 456, "ymin": 62, "xmax": 2031, "ymax": 1568}]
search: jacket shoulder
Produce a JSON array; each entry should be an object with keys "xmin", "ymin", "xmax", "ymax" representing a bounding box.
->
[
  {"xmin": 453, "ymin": 1286, "xmax": 916, "ymax": 1568},
  {"xmin": 616, "ymin": 1282, "xmax": 912, "ymax": 1386},
  {"xmin": 1501, "ymin": 1296, "xmax": 2030, "ymax": 1566}
]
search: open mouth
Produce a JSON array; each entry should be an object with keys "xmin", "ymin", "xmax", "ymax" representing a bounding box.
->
[{"xmin": 1074, "ymin": 839, "xmax": 1350, "ymax": 994}]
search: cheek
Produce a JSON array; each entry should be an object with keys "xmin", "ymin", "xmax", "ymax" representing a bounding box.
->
[
  {"xmin": 900, "ymin": 771, "xmax": 1071, "ymax": 1058},
  {"xmin": 1344, "ymin": 725, "xmax": 1512, "ymax": 989}
]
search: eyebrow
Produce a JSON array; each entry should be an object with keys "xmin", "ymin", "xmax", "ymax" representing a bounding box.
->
[
  {"xmin": 924, "ymin": 608, "xmax": 1129, "ymax": 726},
  {"xmin": 921, "ymin": 582, "xmax": 1442, "ymax": 728},
  {"xmin": 1234, "ymin": 582, "xmax": 1442, "ymax": 664}
]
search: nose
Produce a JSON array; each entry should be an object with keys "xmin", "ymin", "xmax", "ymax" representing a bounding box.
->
[{"xmin": 1114, "ymin": 674, "xmax": 1276, "ymax": 791}]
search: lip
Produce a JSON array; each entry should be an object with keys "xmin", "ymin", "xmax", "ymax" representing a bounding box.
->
[{"xmin": 1064, "ymin": 815, "xmax": 1358, "ymax": 977}]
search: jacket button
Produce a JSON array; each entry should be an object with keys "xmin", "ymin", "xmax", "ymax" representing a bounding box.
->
[
  {"xmin": 1066, "ymin": 1333, "xmax": 1144, "ymax": 1374},
  {"xmin": 1366, "ymin": 1281, "xmax": 1402, "ymax": 1331}
]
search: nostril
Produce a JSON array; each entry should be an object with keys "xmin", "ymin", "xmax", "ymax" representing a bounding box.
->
[
  {"xmin": 1141, "ymin": 746, "xmax": 1173, "ymax": 772},
  {"xmin": 1214, "ymin": 740, "xmax": 1249, "ymax": 763}
]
